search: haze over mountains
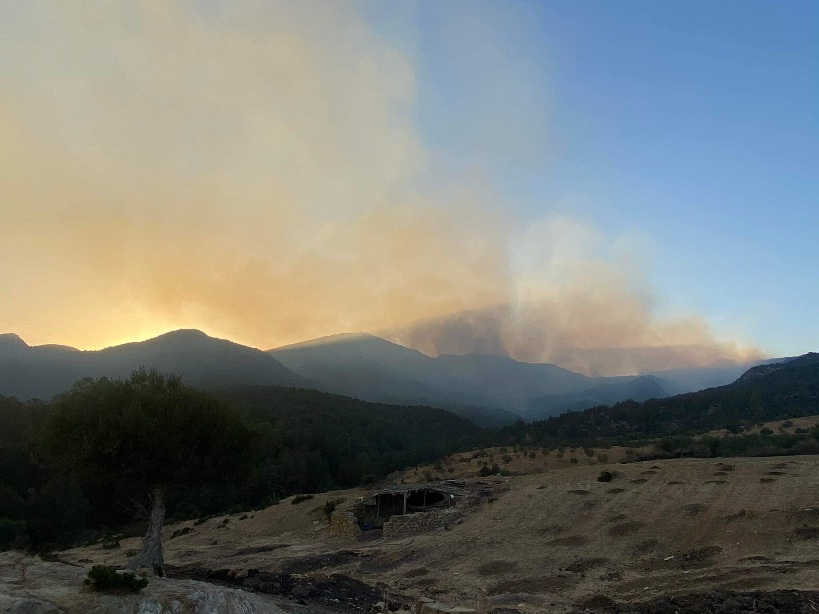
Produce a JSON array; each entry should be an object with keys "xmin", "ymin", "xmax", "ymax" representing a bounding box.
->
[
  {"xmin": 0, "ymin": 329, "xmax": 772, "ymax": 427},
  {"xmin": 0, "ymin": 330, "xmax": 308, "ymax": 402}
]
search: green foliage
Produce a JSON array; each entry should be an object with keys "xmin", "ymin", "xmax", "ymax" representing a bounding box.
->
[
  {"xmin": 291, "ymin": 494, "xmax": 314, "ymax": 505},
  {"xmin": 515, "ymin": 353, "xmax": 819, "ymax": 442},
  {"xmin": 478, "ymin": 463, "xmax": 500, "ymax": 477},
  {"xmin": 217, "ymin": 385, "xmax": 479, "ymax": 500},
  {"xmin": 45, "ymin": 370, "xmax": 257, "ymax": 498},
  {"xmin": 0, "ymin": 518, "xmax": 27, "ymax": 551},
  {"xmin": 84, "ymin": 565, "xmax": 148, "ymax": 593},
  {"xmin": 101, "ymin": 536, "xmax": 121, "ymax": 550},
  {"xmin": 597, "ymin": 470, "xmax": 615, "ymax": 482},
  {"xmin": 25, "ymin": 475, "xmax": 89, "ymax": 549}
]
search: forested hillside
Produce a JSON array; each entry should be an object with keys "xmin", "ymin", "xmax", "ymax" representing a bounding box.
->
[
  {"xmin": 519, "ymin": 353, "xmax": 819, "ymax": 442},
  {"xmin": 0, "ymin": 383, "xmax": 479, "ymax": 551}
]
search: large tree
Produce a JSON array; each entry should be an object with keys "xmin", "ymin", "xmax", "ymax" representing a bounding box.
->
[{"xmin": 44, "ymin": 368, "xmax": 256, "ymax": 576}]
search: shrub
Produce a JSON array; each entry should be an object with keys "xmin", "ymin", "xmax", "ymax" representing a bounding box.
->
[
  {"xmin": 597, "ymin": 454, "xmax": 609, "ymax": 463},
  {"xmin": 569, "ymin": 457, "xmax": 579, "ymax": 465},
  {"xmin": 760, "ymin": 428, "xmax": 774, "ymax": 436},
  {"xmin": 597, "ymin": 470, "xmax": 615, "ymax": 482},
  {"xmin": 84, "ymin": 565, "xmax": 148, "ymax": 593},
  {"xmin": 478, "ymin": 463, "xmax": 501, "ymax": 477},
  {"xmin": 433, "ymin": 463, "xmax": 444, "ymax": 472},
  {"xmin": 584, "ymin": 448, "xmax": 595, "ymax": 457},
  {"xmin": 323, "ymin": 500, "xmax": 337, "ymax": 517},
  {"xmin": 782, "ymin": 420, "xmax": 794, "ymax": 428},
  {"xmin": 291, "ymin": 494, "xmax": 314, "ymax": 505},
  {"xmin": 528, "ymin": 451, "xmax": 536, "ymax": 459},
  {"xmin": 101, "ymin": 536, "xmax": 121, "ymax": 549},
  {"xmin": 501, "ymin": 455, "xmax": 512, "ymax": 464}
]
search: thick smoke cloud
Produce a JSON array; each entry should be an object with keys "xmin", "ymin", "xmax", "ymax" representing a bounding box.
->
[{"xmin": 0, "ymin": 2, "xmax": 759, "ymax": 375}]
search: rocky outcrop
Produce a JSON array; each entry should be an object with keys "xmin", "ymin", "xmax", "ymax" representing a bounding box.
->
[{"xmin": 0, "ymin": 553, "xmax": 288, "ymax": 614}]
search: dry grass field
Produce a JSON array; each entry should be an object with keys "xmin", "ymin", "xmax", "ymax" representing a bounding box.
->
[{"xmin": 62, "ymin": 450, "xmax": 819, "ymax": 612}]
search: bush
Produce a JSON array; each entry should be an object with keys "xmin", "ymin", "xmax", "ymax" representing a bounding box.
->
[
  {"xmin": 597, "ymin": 454, "xmax": 609, "ymax": 463},
  {"xmin": 291, "ymin": 494, "xmax": 314, "ymax": 505},
  {"xmin": 501, "ymin": 454, "xmax": 512, "ymax": 464},
  {"xmin": 101, "ymin": 535, "xmax": 122, "ymax": 549},
  {"xmin": 84, "ymin": 565, "xmax": 148, "ymax": 593},
  {"xmin": 597, "ymin": 470, "xmax": 615, "ymax": 482},
  {"xmin": 569, "ymin": 457, "xmax": 579, "ymax": 465},
  {"xmin": 583, "ymin": 448, "xmax": 595, "ymax": 457},
  {"xmin": 478, "ymin": 463, "xmax": 501, "ymax": 477},
  {"xmin": 323, "ymin": 500, "xmax": 337, "ymax": 517}
]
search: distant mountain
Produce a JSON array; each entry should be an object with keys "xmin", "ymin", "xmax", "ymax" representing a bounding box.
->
[
  {"xmin": 269, "ymin": 332, "xmax": 769, "ymax": 423},
  {"xmin": 270, "ymin": 333, "xmax": 592, "ymax": 425},
  {"xmin": 523, "ymin": 353, "xmax": 819, "ymax": 441},
  {"xmin": 526, "ymin": 375, "xmax": 668, "ymax": 419},
  {"xmin": 0, "ymin": 329, "xmax": 309, "ymax": 400}
]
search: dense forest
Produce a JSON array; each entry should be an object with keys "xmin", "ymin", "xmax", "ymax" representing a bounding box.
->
[
  {"xmin": 0, "ymin": 384, "xmax": 478, "ymax": 551},
  {"xmin": 510, "ymin": 353, "xmax": 819, "ymax": 444},
  {"xmin": 3, "ymin": 353, "xmax": 819, "ymax": 552}
]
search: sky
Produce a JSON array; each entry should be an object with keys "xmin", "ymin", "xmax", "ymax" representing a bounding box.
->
[{"xmin": 1, "ymin": 1, "xmax": 816, "ymax": 376}]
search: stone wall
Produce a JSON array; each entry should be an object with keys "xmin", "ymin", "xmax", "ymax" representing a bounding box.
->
[
  {"xmin": 383, "ymin": 508, "xmax": 461, "ymax": 539},
  {"xmin": 329, "ymin": 510, "xmax": 361, "ymax": 540}
]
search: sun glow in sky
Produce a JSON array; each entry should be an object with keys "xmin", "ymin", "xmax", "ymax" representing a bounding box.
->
[{"xmin": 1, "ymin": 1, "xmax": 816, "ymax": 376}]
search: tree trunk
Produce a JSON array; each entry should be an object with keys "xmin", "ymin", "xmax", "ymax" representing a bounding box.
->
[{"xmin": 127, "ymin": 487, "xmax": 166, "ymax": 577}]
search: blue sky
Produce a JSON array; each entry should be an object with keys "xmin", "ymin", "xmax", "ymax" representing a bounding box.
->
[{"xmin": 404, "ymin": 0, "xmax": 818, "ymax": 356}]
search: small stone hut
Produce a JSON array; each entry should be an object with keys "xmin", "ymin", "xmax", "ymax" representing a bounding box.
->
[{"xmin": 330, "ymin": 480, "xmax": 490, "ymax": 539}]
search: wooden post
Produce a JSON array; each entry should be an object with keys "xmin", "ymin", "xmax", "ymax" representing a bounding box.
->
[
  {"xmin": 403, "ymin": 492, "xmax": 408, "ymax": 515},
  {"xmin": 422, "ymin": 489, "xmax": 427, "ymax": 508},
  {"xmin": 376, "ymin": 495, "xmax": 380, "ymax": 519}
]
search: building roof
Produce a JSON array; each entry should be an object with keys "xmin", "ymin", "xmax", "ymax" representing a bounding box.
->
[{"xmin": 361, "ymin": 480, "xmax": 490, "ymax": 504}]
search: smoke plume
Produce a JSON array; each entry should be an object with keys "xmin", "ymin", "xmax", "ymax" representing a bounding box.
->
[{"xmin": 0, "ymin": 2, "xmax": 760, "ymax": 375}]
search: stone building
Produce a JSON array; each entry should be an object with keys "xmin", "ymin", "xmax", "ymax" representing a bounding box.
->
[{"xmin": 330, "ymin": 480, "xmax": 490, "ymax": 540}]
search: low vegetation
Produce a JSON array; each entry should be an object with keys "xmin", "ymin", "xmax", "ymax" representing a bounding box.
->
[{"xmin": 84, "ymin": 565, "xmax": 148, "ymax": 593}]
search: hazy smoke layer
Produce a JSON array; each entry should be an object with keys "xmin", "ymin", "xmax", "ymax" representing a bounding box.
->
[{"xmin": 0, "ymin": 2, "xmax": 759, "ymax": 375}]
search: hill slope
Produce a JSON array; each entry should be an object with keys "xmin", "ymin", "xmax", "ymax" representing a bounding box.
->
[
  {"xmin": 270, "ymin": 333, "xmax": 767, "ymax": 421},
  {"xmin": 0, "ymin": 330, "xmax": 309, "ymax": 400},
  {"xmin": 524, "ymin": 352, "xmax": 819, "ymax": 441}
]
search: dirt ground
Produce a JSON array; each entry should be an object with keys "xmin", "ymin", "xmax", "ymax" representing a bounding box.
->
[{"xmin": 61, "ymin": 452, "xmax": 819, "ymax": 612}]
